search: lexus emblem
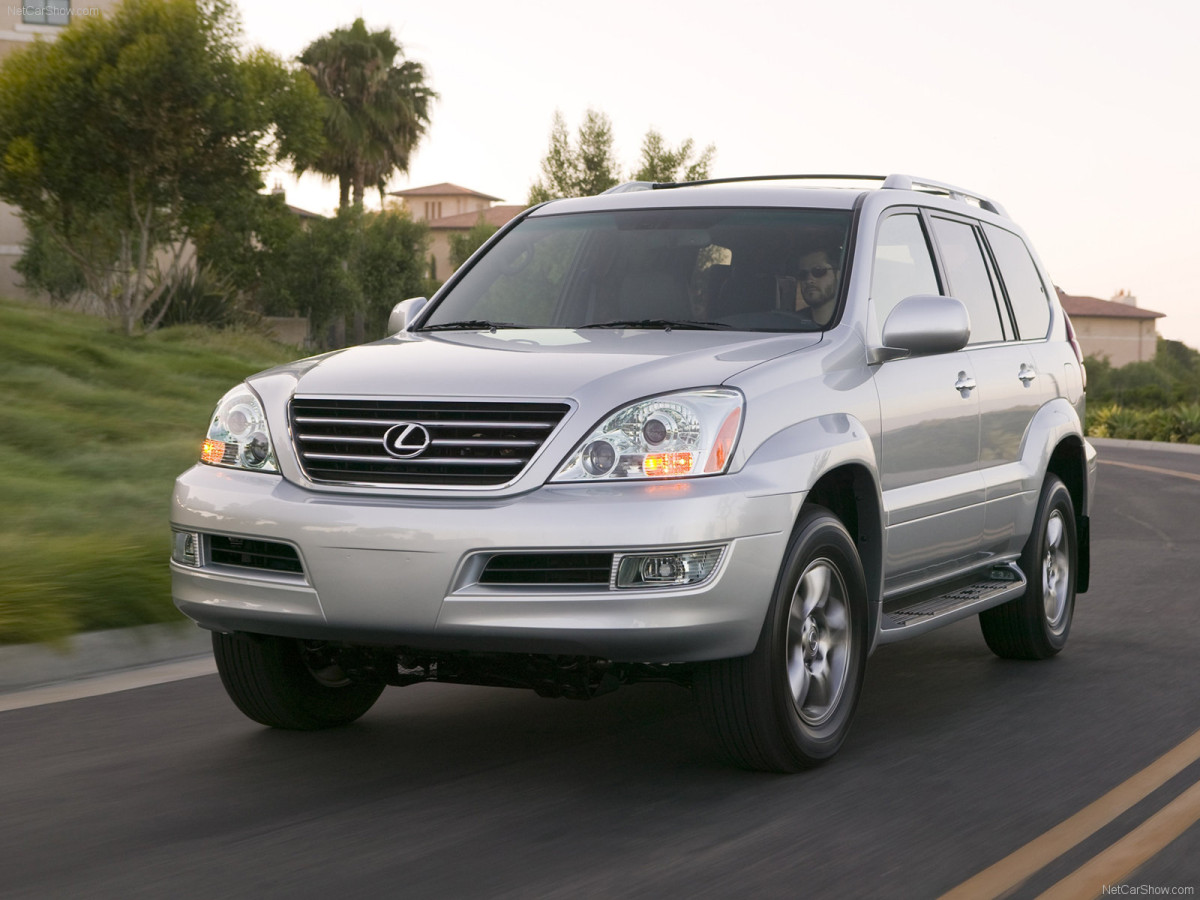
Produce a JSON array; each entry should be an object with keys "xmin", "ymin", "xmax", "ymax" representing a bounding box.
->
[{"xmin": 382, "ymin": 422, "xmax": 432, "ymax": 458}]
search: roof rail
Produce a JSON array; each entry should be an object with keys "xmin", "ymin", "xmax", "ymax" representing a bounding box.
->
[
  {"xmin": 648, "ymin": 174, "xmax": 888, "ymax": 191},
  {"xmin": 601, "ymin": 173, "xmax": 1009, "ymax": 217},
  {"xmin": 881, "ymin": 174, "xmax": 1008, "ymax": 217},
  {"xmin": 602, "ymin": 181, "xmax": 656, "ymax": 194}
]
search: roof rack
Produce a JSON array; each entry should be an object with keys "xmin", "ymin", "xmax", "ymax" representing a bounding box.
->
[
  {"xmin": 603, "ymin": 173, "xmax": 1008, "ymax": 218},
  {"xmin": 880, "ymin": 174, "xmax": 1008, "ymax": 217},
  {"xmin": 604, "ymin": 174, "xmax": 887, "ymax": 193}
]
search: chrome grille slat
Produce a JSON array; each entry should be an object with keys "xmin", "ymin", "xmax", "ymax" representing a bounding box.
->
[
  {"xmin": 290, "ymin": 398, "xmax": 571, "ymax": 487},
  {"xmin": 293, "ymin": 416, "xmax": 554, "ymax": 430},
  {"xmin": 433, "ymin": 439, "xmax": 541, "ymax": 448},
  {"xmin": 304, "ymin": 453, "xmax": 526, "ymax": 467},
  {"xmin": 298, "ymin": 434, "xmax": 384, "ymax": 444}
]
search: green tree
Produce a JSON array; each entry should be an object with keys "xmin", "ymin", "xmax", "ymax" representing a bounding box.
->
[
  {"xmin": 193, "ymin": 189, "xmax": 303, "ymax": 306},
  {"xmin": 1084, "ymin": 338, "xmax": 1200, "ymax": 409},
  {"xmin": 448, "ymin": 216, "xmax": 499, "ymax": 271},
  {"xmin": 14, "ymin": 219, "xmax": 86, "ymax": 305},
  {"xmin": 257, "ymin": 208, "xmax": 362, "ymax": 338},
  {"xmin": 528, "ymin": 110, "xmax": 715, "ymax": 203},
  {"xmin": 631, "ymin": 129, "xmax": 716, "ymax": 183},
  {"xmin": 298, "ymin": 18, "xmax": 437, "ymax": 209},
  {"xmin": 352, "ymin": 209, "xmax": 429, "ymax": 334},
  {"xmin": 0, "ymin": 0, "xmax": 323, "ymax": 335},
  {"xmin": 528, "ymin": 109, "xmax": 621, "ymax": 203},
  {"xmin": 256, "ymin": 206, "xmax": 428, "ymax": 345}
]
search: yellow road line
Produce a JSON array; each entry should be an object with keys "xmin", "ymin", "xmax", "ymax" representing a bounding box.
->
[
  {"xmin": 939, "ymin": 728, "xmax": 1200, "ymax": 900},
  {"xmin": 1037, "ymin": 776, "xmax": 1200, "ymax": 899},
  {"xmin": 1100, "ymin": 459, "xmax": 1200, "ymax": 483}
]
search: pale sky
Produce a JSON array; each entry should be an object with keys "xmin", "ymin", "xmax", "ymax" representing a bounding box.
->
[{"xmin": 239, "ymin": 0, "xmax": 1200, "ymax": 348}]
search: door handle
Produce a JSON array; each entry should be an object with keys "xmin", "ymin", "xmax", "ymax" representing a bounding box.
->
[
  {"xmin": 1018, "ymin": 364, "xmax": 1037, "ymax": 385},
  {"xmin": 954, "ymin": 372, "xmax": 977, "ymax": 396}
]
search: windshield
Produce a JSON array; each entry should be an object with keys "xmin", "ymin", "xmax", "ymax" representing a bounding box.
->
[{"xmin": 419, "ymin": 207, "xmax": 853, "ymax": 332}]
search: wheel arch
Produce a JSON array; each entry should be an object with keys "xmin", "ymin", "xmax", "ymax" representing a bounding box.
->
[
  {"xmin": 802, "ymin": 463, "xmax": 885, "ymax": 639},
  {"xmin": 1046, "ymin": 433, "xmax": 1092, "ymax": 592},
  {"xmin": 738, "ymin": 413, "xmax": 885, "ymax": 642}
]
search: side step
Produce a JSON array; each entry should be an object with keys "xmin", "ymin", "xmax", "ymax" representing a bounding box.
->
[{"xmin": 877, "ymin": 563, "xmax": 1026, "ymax": 644}]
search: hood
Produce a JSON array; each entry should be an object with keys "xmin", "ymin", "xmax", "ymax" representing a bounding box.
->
[{"xmin": 278, "ymin": 328, "xmax": 822, "ymax": 403}]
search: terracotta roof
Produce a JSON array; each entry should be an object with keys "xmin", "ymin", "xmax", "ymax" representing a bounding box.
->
[
  {"xmin": 1056, "ymin": 288, "xmax": 1164, "ymax": 321},
  {"xmin": 389, "ymin": 182, "xmax": 502, "ymax": 202},
  {"xmin": 428, "ymin": 205, "xmax": 526, "ymax": 230}
]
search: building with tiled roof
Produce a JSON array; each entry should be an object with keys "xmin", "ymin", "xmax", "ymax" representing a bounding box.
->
[
  {"xmin": 388, "ymin": 184, "xmax": 524, "ymax": 282},
  {"xmin": 388, "ymin": 183, "xmax": 503, "ymax": 223},
  {"xmin": 1057, "ymin": 288, "xmax": 1164, "ymax": 366}
]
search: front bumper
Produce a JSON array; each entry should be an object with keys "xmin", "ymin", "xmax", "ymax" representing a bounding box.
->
[{"xmin": 170, "ymin": 465, "xmax": 800, "ymax": 662}]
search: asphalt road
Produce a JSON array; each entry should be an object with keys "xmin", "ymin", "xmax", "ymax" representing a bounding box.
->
[{"xmin": 2, "ymin": 440, "xmax": 1198, "ymax": 899}]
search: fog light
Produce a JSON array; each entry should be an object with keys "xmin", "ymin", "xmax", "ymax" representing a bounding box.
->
[
  {"xmin": 172, "ymin": 530, "xmax": 202, "ymax": 567},
  {"xmin": 614, "ymin": 547, "xmax": 724, "ymax": 589}
]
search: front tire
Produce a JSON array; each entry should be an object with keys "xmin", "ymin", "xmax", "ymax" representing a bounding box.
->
[
  {"xmin": 695, "ymin": 507, "xmax": 869, "ymax": 772},
  {"xmin": 979, "ymin": 474, "xmax": 1077, "ymax": 660},
  {"xmin": 212, "ymin": 633, "xmax": 385, "ymax": 730}
]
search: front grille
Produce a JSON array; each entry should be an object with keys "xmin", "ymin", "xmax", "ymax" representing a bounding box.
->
[
  {"xmin": 290, "ymin": 398, "xmax": 571, "ymax": 487},
  {"xmin": 209, "ymin": 535, "xmax": 304, "ymax": 575},
  {"xmin": 479, "ymin": 553, "xmax": 615, "ymax": 587}
]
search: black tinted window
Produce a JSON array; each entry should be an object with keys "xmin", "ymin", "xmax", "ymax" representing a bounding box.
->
[
  {"xmin": 930, "ymin": 217, "xmax": 1006, "ymax": 345},
  {"xmin": 984, "ymin": 224, "xmax": 1051, "ymax": 340}
]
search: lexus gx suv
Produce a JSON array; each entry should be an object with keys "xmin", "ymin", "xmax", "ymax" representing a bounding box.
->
[{"xmin": 171, "ymin": 174, "xmax": 1096, "ymax": 772}]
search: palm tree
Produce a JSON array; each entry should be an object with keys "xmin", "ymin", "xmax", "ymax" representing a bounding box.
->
[{"xmin": 299, "ymin": 19, "xmax": 437, "ymax": 209}]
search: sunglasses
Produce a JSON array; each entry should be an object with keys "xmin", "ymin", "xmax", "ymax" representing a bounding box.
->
[{"xmin": 798, "ymin": 265, "xmax": 834, "ymax": 280}]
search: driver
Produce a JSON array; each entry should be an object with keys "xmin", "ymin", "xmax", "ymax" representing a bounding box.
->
[{"xmin": 793, "ymin": 245, "xmax": 841, "ymax": 325}]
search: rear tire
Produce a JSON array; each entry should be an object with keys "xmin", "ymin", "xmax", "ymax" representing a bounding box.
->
[
  {"xmin": 979, "ymin": 475, "xmax": 1077, "ymax": 660},
  {"xmin": 695, "ymin": 506, "xmax": 869, "ymax": 772},
  {"xmin": 212, "ymin": 632, "xmax": 385, "ymax": 730}
]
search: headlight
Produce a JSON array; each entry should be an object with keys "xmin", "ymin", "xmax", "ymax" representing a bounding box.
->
[
  {"xmin": 552, "ymin": 389, "xmax": 743, "ymax": 482},
  {"xmin": 199, "ymin": 385, "xmax": 278, "ymax": 473}
]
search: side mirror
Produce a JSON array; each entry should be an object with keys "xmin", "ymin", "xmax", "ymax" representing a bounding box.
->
[
  {"xmin": 388, "ymin": 297, "xmax": 428, "ymax": 334},
  {"xmin": 869, "ymin": 294, "xmax": 971, "ymax": 364}
]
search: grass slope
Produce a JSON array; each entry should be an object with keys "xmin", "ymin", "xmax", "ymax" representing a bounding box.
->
[{"xmin": 0, "ymin": 299, "xmax": 295, "ymax": 643}]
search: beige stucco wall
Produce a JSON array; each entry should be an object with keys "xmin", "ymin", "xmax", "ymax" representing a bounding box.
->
[
  {"xmin": 427, "ymin": 230, "xmax": 452, "ymax": 283},
  {"xmin": 1071, "ymin": 316, "xmax": 1158, "ymax": 367},
  {"xmin": 395, "ymin": 194, "xmax": 491, "ymax": 224},
  {"xmin": 0, "ymin": 201, "xmax": 36, "ymax": 300}
]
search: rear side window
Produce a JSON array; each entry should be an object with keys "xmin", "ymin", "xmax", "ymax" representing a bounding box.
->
[
  {"xmin": 929, "ymin": 217, "xmax": 1006, "ymax": 345},
  {"xmin": 870, "ymin": 214, "xmax": 940, "ymax": 326},
  {"xmin": 984, "ymin": 224, "xmax": 1051, "ymax": 340}
]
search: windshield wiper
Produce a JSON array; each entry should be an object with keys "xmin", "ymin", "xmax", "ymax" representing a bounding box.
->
[
  {"xmin": 419, "ymin": 320, "xmax": 526, "ymax": 332},
  {"xmin": 580, "ymin": 319, "xmax": 732, "ymax": 331}
]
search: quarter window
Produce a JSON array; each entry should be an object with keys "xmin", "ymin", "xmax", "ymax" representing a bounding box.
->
[
  {"xmin": 930, "ymin": 217, "xmax": 1006, "ymax": 345},
  {"xmin": 870, "ymin": 214, "xmax": 940, "ymax": 327},
  {"xmin": 984, "ymin": 224, "xmax": 1051, "ymax": 340}
]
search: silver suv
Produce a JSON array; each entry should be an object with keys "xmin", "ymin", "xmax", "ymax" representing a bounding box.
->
[{"xmin": 171, "ymin": 174, "xmax": 1096, "ymax": 771}]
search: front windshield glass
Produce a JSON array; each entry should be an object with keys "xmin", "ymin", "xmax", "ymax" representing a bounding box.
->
[{"xmin": 419, "ymin": 207, "xmax": 853, "ymax": 332}]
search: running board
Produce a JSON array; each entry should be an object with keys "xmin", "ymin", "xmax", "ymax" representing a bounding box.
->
[{"xmin": 877, "ymin": 563, "xmax": 1026, "ymax": 644}]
